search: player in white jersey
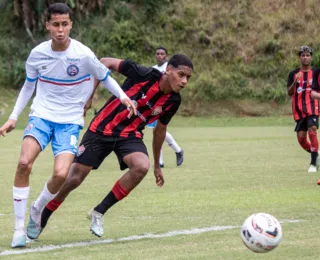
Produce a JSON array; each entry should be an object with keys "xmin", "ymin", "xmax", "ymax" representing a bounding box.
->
[
  {"xmin": 147, "ymin": 47, "xmax": 184, "ymax": 167},
  {"xmin": 0, "ymin": 3, "xmax": 136, "ymax": 248}
]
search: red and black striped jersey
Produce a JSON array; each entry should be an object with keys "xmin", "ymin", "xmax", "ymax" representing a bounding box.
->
[
  {"xmin": 89, "ymin": 59, "xmax": 181, "ymax": 138},
  {"xmin": 287, "ymin": 68, "xmax": 319, "ymax": 120}
]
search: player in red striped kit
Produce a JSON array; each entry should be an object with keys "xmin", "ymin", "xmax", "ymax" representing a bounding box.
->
[
  {"xmin": 287, "ymin": 46, "xmax": 319, "ymax": 173},
  {"xmin": 35, "ymin": 54, "xmax": 193, "ymax": 238}
]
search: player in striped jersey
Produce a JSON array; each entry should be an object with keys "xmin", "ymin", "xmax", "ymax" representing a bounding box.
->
[
  {"xmin": 0, "ymin": 3, "xmax": 136, "ymax": 248},
  {"xmin": 37, "ymin": 54, "xmax": 193, "ymax": 239},
  {"xmin": 287, "ymin": 46, "xmax": 320, "ymax": 173}
]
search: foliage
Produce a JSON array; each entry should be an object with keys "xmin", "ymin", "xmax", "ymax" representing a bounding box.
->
[{"xmin": 1, "ymin": 0, "xmax": 319, "ymax": 105}]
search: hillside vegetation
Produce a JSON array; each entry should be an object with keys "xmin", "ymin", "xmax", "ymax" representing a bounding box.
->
[{"xmin": 0, "ymin": 0, "xmax": 316, "ymax": 116}]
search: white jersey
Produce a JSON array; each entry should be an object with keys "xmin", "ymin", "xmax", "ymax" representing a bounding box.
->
[
  {"xmin": 152, "ymin": 62, "xmax": 167, "ymax": 73},
  {"xmin": 25, "ymin": 39, "xmax": 110, "ymax": 126}
]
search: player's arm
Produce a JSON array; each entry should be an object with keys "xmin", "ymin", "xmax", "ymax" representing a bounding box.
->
[
  {"xmin": 311, "ymin": 69, "xmax": 320, "ymax": 100},
  {"xmin": 100, "ymin": 57, "xmax": 122, "ymax": 72},
  {"xmin": 287, "ymin": 70, "xmax": 301, "ymax": 96},
  {"xmin": 153, "ymin": 121, "xmax": 167, "ymax": 187},
  {"xmin": 0, "ymin": 51, "xmax": 37, "ymax": 137},
  {"xmin": 0, "ymin": 79, "xmax": 36, "ymax": 136},
  {"xmin": 88, "ymin": 55, "xmax": 136, "ymax": 117}
]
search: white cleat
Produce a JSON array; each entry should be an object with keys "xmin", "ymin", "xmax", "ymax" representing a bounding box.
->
[
  {"xmin": 11, "ymin": 228, "xmax": 26, "ymax": 248},
  {"xmin": 89, "ymin": 210, "xmax": 104, "ymax": 237},
  {"xmin": 308, "ymin": 164, "xmax": 317, "ymax": 173},
  {"xmin": 26, "ymin": 201, "xmax": 42, "ymax": 240}
]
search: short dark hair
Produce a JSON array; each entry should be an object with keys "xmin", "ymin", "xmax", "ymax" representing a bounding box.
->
[
  {"xmin": 47, "ymin": 3, "xmax": 72, "ymax": 21},
  {"xmin": 168, "ymin": 54, "xmax": 193, "ymax": 70},
  {"xmin": 298, "ymin": 45, "xmax": 313, "ymax": 56},
  {"xmin": 155, "ymin": 46, "xmax": 168, "ymax": 55}
]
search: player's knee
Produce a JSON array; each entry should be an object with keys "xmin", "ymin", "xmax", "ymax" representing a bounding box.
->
[
  {"xmin": 16, "ymin": 158, "xmax": 33, "ymax": 175},
  {"xmin": 52, "ymin": 171, "xmax": 68, "ymax": 185},
  {"xmin": 131, "ymin": 161, "xmax": 150, "ymax": 180},
  {"xmin": 65, "ymin": 175, "xmax": 82, "ymax": 190}
]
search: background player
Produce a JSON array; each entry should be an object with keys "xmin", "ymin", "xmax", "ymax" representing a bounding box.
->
[{"xmin": 287, "ymin": 45, "xmax": 319, "ymax": 173}]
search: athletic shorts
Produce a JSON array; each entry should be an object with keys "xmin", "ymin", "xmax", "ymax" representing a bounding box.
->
[
  {"xmin": 295, "ymin": 115, "xmax": 319, "ymax": 132},
  {"xmin": 147, "ymin": 120, "xmax": 157, "ymax": 128},
  {"xmin": 74, "ymin": 130, "xmax": 149, "ymax": 170},
  {"xmin": 24, "ymin": 116, "xmax": 81, "ymax": 156}
]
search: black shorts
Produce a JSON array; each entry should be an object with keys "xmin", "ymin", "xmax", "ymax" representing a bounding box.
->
[
  {"xmin": 74, "ymin": 130, "xmax": 148, "ymax": 170},
  {"xmin": 295, "ymin": 115, "xmax": 319, "ymax": 132}
]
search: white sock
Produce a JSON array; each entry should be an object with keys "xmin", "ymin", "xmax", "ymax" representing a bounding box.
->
[
  {"xmin": 34, "ymin": 182, "xmax": 58, "ymax": 212},
  {"xmin": 13, "ymin": 186, "xmax": 30, "ymax": 230},
  {"xmin": 159, "ymin": 148, "xmax": 164, "ymax": 165},
  {"xmin": 165, "ymin": 132, "xmax": 181, "ymax": 153}
]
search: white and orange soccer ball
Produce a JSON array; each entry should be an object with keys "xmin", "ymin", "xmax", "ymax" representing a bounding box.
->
[{"xmin": 240, "ymin": 213, "xmax": 282, "ymax": 253}]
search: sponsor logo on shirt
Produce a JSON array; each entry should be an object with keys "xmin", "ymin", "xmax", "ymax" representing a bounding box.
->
[
  {"xmin": 152, "ymin": 106, "xmax": 162, "ymax": 116},
  {"xmin": 67, "ymin": 64, "xmax": 79, "ymax": 76},
  {"xmin": 67, "ymin": 57, "xmax": 81, "ymax": 62}
]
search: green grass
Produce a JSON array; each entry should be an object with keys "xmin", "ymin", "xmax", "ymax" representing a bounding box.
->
[{"xmin": 0, "ymin": 121, "xmax": 320, "ymax": 259}]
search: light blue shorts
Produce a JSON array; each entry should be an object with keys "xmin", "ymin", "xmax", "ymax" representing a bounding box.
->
[
  {"xmin": 23, "ymin": 116, "xmax": 82, "ymax": 156},
  {"xmin": 147, "ymin": 120, "xmax": 157, "ymax": 129}
]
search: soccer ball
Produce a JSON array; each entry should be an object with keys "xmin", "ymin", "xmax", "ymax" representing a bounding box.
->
[{"xmin": 240, "ymin": 213, "xmax": 282, "ymax": 253}]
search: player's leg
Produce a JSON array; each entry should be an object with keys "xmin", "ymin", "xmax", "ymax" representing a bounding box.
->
[
  {"xmin": 27, "ymin": 123, "xmax": 80, "ymax": 239},
  {"xmin": 39, "ymin": 162, "xmax": 93, "ymax": 232},
  {"xmin": 12, "ymin": 117, "xmax": 51, "ymax": 248},
  {"xmin": 38, "ymin": 130, "xmax": 112, "ymax": 237},
  {"xmin": 165, "ymin": 131, "xmax": 184, "ymax": 166},
  {"xmin": 90, "ymin": 139, "xmax": 149, "ymax": 237},
  {"xmin": 306, "ymin": 116, "xmax": 319, "ymax": 173},
  {"xmin": 159, "ymin": 148, "xmax": 164, "ymax": 168},
  {"xmin": 296, "ymin": 118, "xmax": 310, "ymax": 152}
]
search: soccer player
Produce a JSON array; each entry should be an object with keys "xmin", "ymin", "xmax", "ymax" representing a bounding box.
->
[
  {"xmin": 287, "ymin": 46, "xmax": 319, "ymax": 173},
  {"xmin": 37, "ymin": 54, "xmax": 193, "ymax": 239},
  {"xmin": 147, "ymin": 47, "xmax": 184, "ymax": 167},
  {"xmin": 0, "ymin": 3, "xmax": 136, "ymax": 248}
]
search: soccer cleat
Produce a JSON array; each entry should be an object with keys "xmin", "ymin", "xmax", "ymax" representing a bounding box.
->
[
  {"xmin": 308, "ymin": 164, "xmax": 317, "ymax": 173},
  {"xmin": 176, "ymin": 150, "xmax": 184, "ymax": 166},
  {"xmin": 11, "ymin": 228, "xmax": 26, "ymax": 248},
  {"xmin": 160, "ymin": 163, "xmax": 164, "ymax": 168},
  {"xmin": 89, "ymin": 210, "xmax": 104, "ymax": 237},
  {"xmin": 26, "ymin": 202, "xmax": 42, "ymax": 239}
]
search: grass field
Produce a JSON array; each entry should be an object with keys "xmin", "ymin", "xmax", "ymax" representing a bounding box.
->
[{"xmin": 0, "ymin": 117, "xmax": 320, "ymax": 259}]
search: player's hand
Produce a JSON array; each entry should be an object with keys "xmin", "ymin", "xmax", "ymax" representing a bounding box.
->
[
  {"xmin": 84, "ymin": 98, "xmax": 93, "ymax": 117},
  {"xmin": 0, "ymin": 119, "xmax": 17, "ymax": 137},
  {"xmin": 154, "ymin": 167, "xmax": 164, "ymax": 187},
  {"xmin": 294, "ymin": 72, "xmax": 303, "ymax": 83},
  {"xmin": 122, "ymin": 98, "xmax": 137, "ymax": 119}
]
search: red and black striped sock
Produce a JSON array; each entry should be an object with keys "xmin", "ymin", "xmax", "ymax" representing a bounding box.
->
[
  {"xmin": 41, "ymin": 199, "xmax": 64, "ymax": 229},
  {"xmin": 94, "ymin": 180, "xmax": 129, "ymax": 215}
]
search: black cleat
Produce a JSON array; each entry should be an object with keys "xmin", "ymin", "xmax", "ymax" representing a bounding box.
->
[
  {"xmin": 176, "ymin": 150, "xmax": 184, "ymax": 166},
  {"xmin": 160, "ymin": 163, "xmax": 164, "ymax": 168}
]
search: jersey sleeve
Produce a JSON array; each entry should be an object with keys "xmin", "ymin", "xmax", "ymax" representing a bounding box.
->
[
  {"xmin": 118, "ymin": 59, "xmax": 153, "ymax": 82},
  {"xmin": 86, "ymin": 52, "xmax": 111, "ymax": 81},
  {"xmin": 312, "ymin": 69, "xmax": 320, "ymax": 91},
  {"xmin": 158, "ymin": 99, "xmax": 181, "ymax": 125},
  {"xmin": 287, "ymin": 70, "xmax": 295, "ymax": 88},
  {"xmin": 25, "ymin": 51, "xmax": 39, "ymax": 82}
]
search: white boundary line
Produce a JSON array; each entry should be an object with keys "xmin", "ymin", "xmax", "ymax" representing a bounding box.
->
[{"xmin": 0, "ymin": 219, "xmax": 300, "ymax": 256}]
